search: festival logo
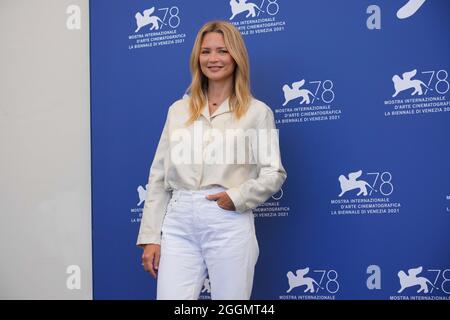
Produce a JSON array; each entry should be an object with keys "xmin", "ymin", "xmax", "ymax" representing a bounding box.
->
[
  {"xmin": 128, "ymin": 5, "xmax": 186, "ymax": 50},
  {"xmin": 279, "ymin": 267, "xmax": 339, "ymax": 300},
  {"xmin": 330, "ymin": 170, "xmax": 402, "ymax": 216},
  {"xmin": 275, "ymin": 78, "xmax": 342, "ymax": 124},
  {"xmin": 226, "ymin": 0, "xmax": 287, "ymax": 36},
  {"xmin": 384, "ymin": 68, "xmax": 450, "ymax": 118},
  {"xmin": 391, "ymin": 266, "xmax": 450, "ymax": 300}
]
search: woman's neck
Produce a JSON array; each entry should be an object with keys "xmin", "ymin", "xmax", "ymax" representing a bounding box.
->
[{"xmin": 207, "ymin": 79, "xmax": 233, "ymax": 106}]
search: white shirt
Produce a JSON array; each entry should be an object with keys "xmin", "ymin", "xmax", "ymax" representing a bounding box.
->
[{"xmin": 137, "ymin": 97, "xmax": 287, "ymax": 245}]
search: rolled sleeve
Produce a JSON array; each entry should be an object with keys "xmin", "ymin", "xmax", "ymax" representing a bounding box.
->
[
  {"xmin": 226, "ymin": 107, "xmax": 287, "ymax": 213},
  {"xmin": 225, "ymin": 187, "xmax": 247, "ymax": 213}
]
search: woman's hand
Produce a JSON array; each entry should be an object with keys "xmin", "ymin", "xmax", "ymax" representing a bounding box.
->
[
  {"xmin": 141, "ymin": 243, "xmax": 161, "ymax": 278},
  {"xmin": 206, "ymin": 191, "xmax": 236, "ymax": 211}
]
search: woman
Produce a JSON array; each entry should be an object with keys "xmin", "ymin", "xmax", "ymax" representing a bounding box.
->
[{"xmin": 137, "ymin": 20, "xmax": 287, "ymax": 300}]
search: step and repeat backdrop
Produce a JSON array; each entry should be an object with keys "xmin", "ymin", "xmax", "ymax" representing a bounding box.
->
[{"xmin": 90, "ymin": 0, "xmax": 450, "ymax": 300}]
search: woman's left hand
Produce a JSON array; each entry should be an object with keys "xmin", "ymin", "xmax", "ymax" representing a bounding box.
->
[{"xmin": 206, "ymin": 192, "xmax": 236, "ymax": 211}]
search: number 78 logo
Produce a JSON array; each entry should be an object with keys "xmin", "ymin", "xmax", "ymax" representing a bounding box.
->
[{"xmin": 338, "ymin": 170, "xmax": 394, "ymax": 197}]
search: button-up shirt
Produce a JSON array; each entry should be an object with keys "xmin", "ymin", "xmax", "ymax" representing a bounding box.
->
[{"xmin": 137, "ymin": 97, "xmax": 287, "ymax": 245}]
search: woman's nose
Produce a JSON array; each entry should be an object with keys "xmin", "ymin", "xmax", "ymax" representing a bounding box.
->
[{"xmin": 208, "ymin": 52, "xmax": 219, "ymax": 62}]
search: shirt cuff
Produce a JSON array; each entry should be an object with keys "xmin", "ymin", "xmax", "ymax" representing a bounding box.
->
[
  {"xmin": 226, "ymin": 187, "xmax": 247, "ymax": 213},
  {"xmin": 136, "ymin": 233, "xmax": 161, "ymax": 246}
]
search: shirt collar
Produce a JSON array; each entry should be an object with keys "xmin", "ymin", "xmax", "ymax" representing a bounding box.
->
[{"xmin": 201, "ymin": 97, "xmax": 231, "ymax": 120}]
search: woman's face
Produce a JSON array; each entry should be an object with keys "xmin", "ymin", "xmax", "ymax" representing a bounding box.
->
[{"xmin": 199, "ymin": 32, "xmax": 236, "ymax": 83}]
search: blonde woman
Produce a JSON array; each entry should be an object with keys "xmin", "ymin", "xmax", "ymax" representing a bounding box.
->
[{"xmin": 137, "ymin": 20, "xmax": 287, "ymax": 300}]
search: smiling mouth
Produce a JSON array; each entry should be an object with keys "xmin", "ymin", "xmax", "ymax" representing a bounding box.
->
[{"xmin": 207, "ymin": 66, "xmax": 223, "ymax": 70}]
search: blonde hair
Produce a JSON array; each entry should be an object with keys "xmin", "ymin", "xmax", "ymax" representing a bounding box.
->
[{"xmin": 186, "ymin": 20, "xmax": 252, "ymax": 125}]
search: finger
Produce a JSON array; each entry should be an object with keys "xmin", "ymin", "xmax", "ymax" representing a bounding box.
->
[
  {"xmin": 206, "ymin": 193, "xmax": 218, "ymax": 200},
  {"xmin": 145, "ymin": 256, "xmax": 156, "ymax": 278},
  {"xmin": 142, "ymin": 254, "xmax": 156, "ymax": 278},
  {"xmin": 154, "ymin": 251, "xmax": 160, "ymax": 272},
  {"xmin": 205, "ymin": 193, "xmax": 217, "ymax": 200},
  {"xmin": 206, "ymin": 192, "xmax": 223, "ymax": 200},
  {"xmin": 149, "ymin": 264, "xmax": 157, "ymax": 279}
]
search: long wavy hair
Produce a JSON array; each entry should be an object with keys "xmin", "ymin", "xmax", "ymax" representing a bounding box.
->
[{"xmin": 186, "ymin": 20, "xmax": 252, "ymax": 125}]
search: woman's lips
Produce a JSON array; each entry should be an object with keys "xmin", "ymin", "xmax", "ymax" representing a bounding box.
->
[{"xmin": 208, "ymin": 66, "xmax": 223, "ymax": 72}]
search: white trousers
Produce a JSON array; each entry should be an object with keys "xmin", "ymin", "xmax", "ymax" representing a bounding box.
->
[{"xmin": 157, "ymin": 186, "xmax": 259, "ymax": 300}]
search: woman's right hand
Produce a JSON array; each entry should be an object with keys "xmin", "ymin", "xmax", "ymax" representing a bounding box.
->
[{"xmin": 141, "ymin": 243, "xmax": 161, "ymax": 279}]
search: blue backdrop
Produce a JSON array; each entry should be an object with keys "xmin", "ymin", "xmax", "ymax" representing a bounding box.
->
[{"xmin": 90, "ymin": 0, "xmax": 450, "ymax": 300}]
